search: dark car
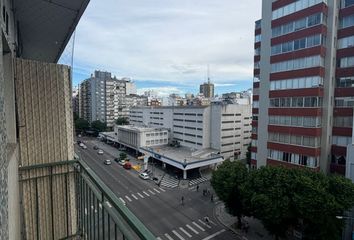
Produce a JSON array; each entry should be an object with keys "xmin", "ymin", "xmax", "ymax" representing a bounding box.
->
[
  {"xmin": 93, "ymin": 145, "xmax": 98, "ymax": 150},
  {"xmin": 123, "ymin": 162, "xmax": 132, "ymax": 170},
  {"xmin": 114, "ymin": 158, "xmax": 119, "ymax": 163},
  {"xmin": 77, "ymin": 140, "xmax": 82, "ymax": 144}
]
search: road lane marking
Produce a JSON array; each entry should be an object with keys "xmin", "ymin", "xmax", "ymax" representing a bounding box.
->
[
  {"xmin": 179, "ymin": 227, "xmax": 192, "ymax": 238},
  {"xmin": 84, "ymin": 208, "xmax": 87, "ymax": 215},
  {"xmin": 186, "ymin": 224, "xmax": 198, "ymax": 234},
  {"xmin": 198, "ymin": 219, "xmax": 212, "ymax": 229},
  {"xmin": 119, "ymin": 197, "xmax": 126, "ymax": 205},
  {"xmin": 153, "ymin": 188, "xmax": 160, "ymax": 193},
  {"xmin": 99, "ymin": 203, "xmax": 102, "ymax": 209},
  {"xmin": 131, "ymin": 194, "xmax": 138, "ymax": 200},
  {"xmin": 172, "ymin": 230, "xmax": 185, "ymax": 240},
  {"xmin": 137, "ymin": 193, "xmax": 144, "ymax": 198},
  {"xmin": 201, "ymin": 229, "xmax": 226, "ymax": 240},
  {"xmin": 143, "ymin": 191, "xmax": 150, "ymax": 196},
  {"xmin": 125, "ymin": 196, "xmax": 132, "ymax": 202},
  {"xmin": 165, "ymin": 233, "xmax": 174, "ymax": 240},
  {"xmin": 148, "ymin": 189, "xmax": 155, "ymax": 195},
  {"xmin": 208, "ymin": 219, "xmax": 217, "ymax": 226},
  {"xmin": 192, "ymin": 222, "xmax": 205, "ymax": 231},
  {"xmin": 159, "ymin": 188, "xmax": 166, "ymax": 192}
]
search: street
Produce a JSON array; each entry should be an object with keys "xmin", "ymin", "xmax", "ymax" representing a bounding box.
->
[{"xmin": 75, "ymin": 137, "xmax": 238, "ymax": 240}]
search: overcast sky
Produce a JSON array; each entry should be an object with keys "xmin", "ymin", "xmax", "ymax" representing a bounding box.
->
[{"xmin": 61, "ymin": 0, "xmax": 262, "ymax": 96}]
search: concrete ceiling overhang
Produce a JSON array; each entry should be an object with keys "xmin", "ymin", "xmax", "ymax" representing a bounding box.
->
[{"xmin": 15, "ymin": 0, "xmax": 90, "ymax": 63}]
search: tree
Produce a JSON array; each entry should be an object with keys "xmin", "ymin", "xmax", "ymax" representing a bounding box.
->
[
  {"xmin": 119, "ymin": 152, "xmax": 127, "ymax": 160},
  {"xmin": 211, "ymin": 160, "xmax": 249, "ymax": 228},
  {"xmin": 75, "ymin": 118, "xmax": 89, "ymax": 132},
  {"xmin": 116, "ymin": 117, "xmax": 129, "ymax": 125},
  {"xmin": 91, "ymin": 120, "xmax": 107, "ymax": 133},
  {"xmin": 242, "ymin": 167, "xmax": 354, "ymax": 240}
]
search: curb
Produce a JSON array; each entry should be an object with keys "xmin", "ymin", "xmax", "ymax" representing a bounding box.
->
[{"xmin": 213, "ymin": 203, "xmax": 244, "ymax": 239}]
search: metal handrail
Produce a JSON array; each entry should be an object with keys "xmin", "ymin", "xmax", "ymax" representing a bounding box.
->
[{"xmin": 76, "ymin": 159, "xmax": 156, "ymax": 240}]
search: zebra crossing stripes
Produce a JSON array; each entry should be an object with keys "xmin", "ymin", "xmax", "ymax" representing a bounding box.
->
[
  {"xmin": 160, "ymin": 176, "xmax": 179, "ymax": 188},
  {"xmin": 165, "ymin": 233, "xmax": 174, "ymax": 240},
  {"xmin": 172, "ymin": 230, "xmax": 185, "ymax": 240},
  {"xmin": 148, "ymin": 189, "xmax": 155, "ymax": 195},
  {"xmin": 192, "ymin": 221, "xmax": 205, "ymax": 231},
  {"xmin": 137, "ymin": 192, "xmax": 145, "ymax": 198},
  {"xmin": 125, "ymin": 196, "xmax": 132, "ymax": 202},
  {"xmin": 179, "ymin": 227, "xmax": 192, "ymax": 238},
  {"xmin": 153, "ymin": 188, "xmax": 160, "ymax": 193},
  {"xmin": 186, "ymin": 224, "xmax": 198, "ymax": 234},
  {"xmin": 156, "ymin": 217, "xmax": 222, "ymax": 240},
  {"xmin": 131, "ymin": 194, "xmax": 138, "ymax": 200},
  {"xmin": 143, "ymin": 191, "xmax": 150, "ymax": 196},
  {"xmin": 188, "ymin": 177, "xmax": 208, "ymax": 187}
]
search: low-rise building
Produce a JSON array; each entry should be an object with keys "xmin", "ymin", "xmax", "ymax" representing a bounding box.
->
[{"xmin": 115, "ymin": 125, "xmax": 169, "ymax": 150}]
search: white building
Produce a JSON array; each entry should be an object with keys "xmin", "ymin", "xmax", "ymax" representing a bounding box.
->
[
  {"xmin": 115, "ymin": 125, "xmax": 169, "ymax": 150},
  {"xmin": 130, "ymin": 103, "xmax": 252, "ymax": 160},
  {"xmin": 79, "ymin": 71, "xmax": 138, "ymax": 127}
]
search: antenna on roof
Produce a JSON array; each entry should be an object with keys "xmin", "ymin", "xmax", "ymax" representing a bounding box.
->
[{"xmin": 207, "ymin": 64, "xmax": 210, "ymax": 84}]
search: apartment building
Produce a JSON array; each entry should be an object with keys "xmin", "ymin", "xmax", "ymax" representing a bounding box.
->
[
  {"xmin": 200, "ymin": 80, "xmax": 215, "ymax": 98},
  {"xmin": 251, "ymin": 0, "xmax": 354, "ymax": 174},
  {"xmin": 79, "ymin": 71, "xmax": 138, "ymax": 127},
  {"xmin": 130, "ymin": 103, "xmax": 252, "ymax": 160}
]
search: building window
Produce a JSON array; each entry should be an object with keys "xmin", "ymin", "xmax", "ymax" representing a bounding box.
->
[
  {"xmin": 271, "ymin": 55, "xmax": 324, "ymax": 73},
  {"xmin": 341, "ymin": 0, "xmax": 354, "ymax": 8},
  {"xmin": 272, "ymin": 0, "xmax": 325, "ymax": 20},
  {"xmin": 340, "ymin": 14, "xmax": 354, "ymax": 29},
  {"xmin": 270, "ymin": 76, "xmax": 323, "ymax": 90}
]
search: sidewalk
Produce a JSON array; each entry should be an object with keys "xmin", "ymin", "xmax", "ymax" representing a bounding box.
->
[{"xmin": 214, "ymin": 203, "xmax": 273, "ymax": 240}]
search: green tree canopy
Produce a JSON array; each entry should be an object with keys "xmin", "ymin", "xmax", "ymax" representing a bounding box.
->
[
  {"xmin": 116, "ymin": 117, "xmax": 129, "ymax": 125},
  {"xmin": 211, "ymin": 160, "xmax": 249, "ymax": 228},
  {"xmin": 75, "ymin": 118, "xmax": 89, "ymax": 131},
  {"xmin": 91, "ymin": 120, "xmax": 107, "ymax": 133},
  {"xmin": 242, "ymin": 167, "xmax": 354, "ymax": 240},
  {"xmin": 119, "ymin": 152, "xmax": 127, "ymax": 160}
]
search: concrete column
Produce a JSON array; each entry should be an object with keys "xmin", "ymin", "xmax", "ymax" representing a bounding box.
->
[
  {"xmin": 183, "ymin": 170, "xmax": 187, "ymax": 180},
  {"xmin": 143, "ymin": 155, "xmax": 149, "ymax": 171}
]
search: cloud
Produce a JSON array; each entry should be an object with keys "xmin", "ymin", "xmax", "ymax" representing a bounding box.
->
[
  {"xmin": 137, "ymin": 86, "xmax": 185, "ymax": 97},
  {"xmin": 214, "ymin": 83, "xmax": 238, "ymax": 87},
  {"xmin": 61, "ymin": 0, "xmax": 262, "ymax": 89}
]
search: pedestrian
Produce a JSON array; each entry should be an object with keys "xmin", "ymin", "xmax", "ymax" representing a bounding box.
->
[
  {"xmin": 210, "ymin": 194, "xmax": 214, "ymax": 202},
  {"xmin": 196, "ymin": 185, "xmax": 199, "ymax": 192},
  {"xmin": 181, "ymin": 196, "xmax": 184, "ymax": 206},
  {"xmin": 204, "ymin": 216, "xmax": 210, "ymax": 224}
]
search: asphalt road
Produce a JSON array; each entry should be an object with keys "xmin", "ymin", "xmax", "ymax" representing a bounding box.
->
[{"xmin": 76, "ymin": 138, "xmax": 238, "ymax": 240}]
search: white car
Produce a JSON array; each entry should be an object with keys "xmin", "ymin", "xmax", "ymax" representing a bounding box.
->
[
  {"xmin": 81, "ymin": 145, "xmax": 87, "ymax": 149},
  {"xmin": 97, "ymin": 149, "xmax": 104, "ymax": 155},
  {"xmin": 139, "ymin": 172, "xmax": 150, "ymax": 180},
  {"xmin": 79, "ymin": 143, "xmax": 84, "ymax": 147},
  {"xmin": 104, "ymin": 159, "xmax": 112, "ymax": 165}
]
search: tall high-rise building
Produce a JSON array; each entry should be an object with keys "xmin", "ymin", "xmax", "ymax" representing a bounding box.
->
[
  {"xmin": 79, "ymin": 70, "xmax": 138, "ymax": 127},
  {"xmin": 251, "ymin": 0, "xmax": 354, "ymax": 175},
  {"xmin": 200, "ymin": 79, "xmax": 215, "ymax": 98}
]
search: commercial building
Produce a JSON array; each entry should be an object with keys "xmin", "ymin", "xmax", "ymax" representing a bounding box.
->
[
  {"xmin": 251, "ymin": 0, "xmax": 354, "ymax": 174},
  {"xmin": 79, "ymin": 71, "xmax": 139, "ymax": 127},
  {"xmin": 199, "ymin": 79, "xmax": 215, "ymax": 98},
  {"xmin": 130, "ymin": 103, "xmax": 252, "ymax": 160},
  {"xmin": 115, "ymin": 125, "xmax": 169, "ymax": 150}
]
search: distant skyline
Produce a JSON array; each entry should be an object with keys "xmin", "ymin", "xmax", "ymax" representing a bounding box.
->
[{"xmin": 60, "ymin": 0, "xmax": 261, "ymax": 96}]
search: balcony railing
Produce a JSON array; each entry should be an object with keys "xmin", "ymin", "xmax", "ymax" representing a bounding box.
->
[{"xmin": 19, "ymin": 159, "xmax": 156, "ymax": 240}]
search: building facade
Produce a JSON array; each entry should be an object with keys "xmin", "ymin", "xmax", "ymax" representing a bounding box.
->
[
  {"xmin": 251, "ymin": 0, "xmax": 354, "ymax": 174},
  {"xmin": 79, "ymin": 71, "xmax": 138, "ymax": 127},
  {"xmin": 130, "ymin": 103, "xmax": 252, "ymax": 160},
  {"xmin": 199, "ymin": 80, "xmax": 215, "ymax": 98},
  {"xmin": 115, "ymin": 126, "xmax": 169, "ymax": 150}
]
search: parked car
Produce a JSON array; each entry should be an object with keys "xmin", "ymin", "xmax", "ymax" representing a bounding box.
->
[
  {"xmin": 79, "ymin": 143, "xmax": 84, "ymax": 147},
  {"xmin": 139, "ymin": 172, "xmax": 150, "ymax": 180},
  {"xmin": 97, "ymin": 149, "xmax": 104, "ymax": 155},
  {"xmin": 114, "ymin": 158, "xmax": 119, "ymax": 163},
  {"xmin": 123, "ymin": 162, "xmax": 132, "ymax": 170},
  {"xmin": 104, "ymin": 159, "xmax": 112, "ymax": 165},
  {"xmin": 93, "ymin": 145, "xmax": 98, "ymax": 150},
  {"xmin": 77, "ymin": 140, "xmax": 82, "ymax": 144},
  {"xmin": 81, "ymin": 145, "xmax": 87, "ymax": 149},
  {"xmin": 118, "ymin": 160, "xmax": 126, "ymax": 166}
]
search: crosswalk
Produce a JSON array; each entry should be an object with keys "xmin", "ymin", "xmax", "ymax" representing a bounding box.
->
[
  {"xmin": 160, "ymin": 175, "xmax": 180, "ymax": 188},
  {"xmin": 188, "ymin": 176, "xmax": 208, "ymax": 187},
  {"xmin": 156, "ymin": 217, "xmax": 220, "ymax": 240},
  {"xmin": 122, "ymin": 187, "xmax": 166, "ymax": 203}
]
